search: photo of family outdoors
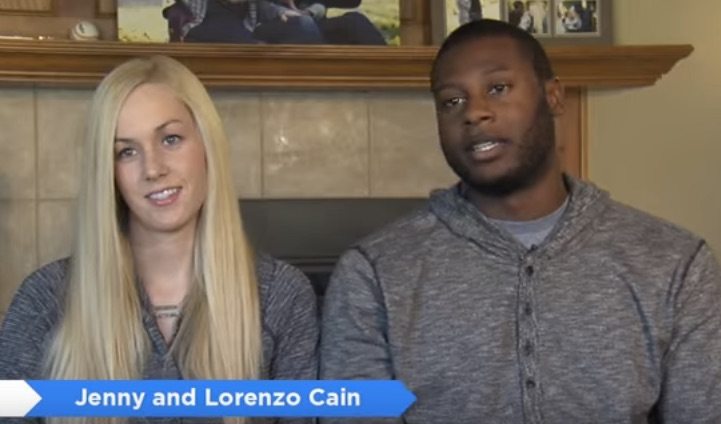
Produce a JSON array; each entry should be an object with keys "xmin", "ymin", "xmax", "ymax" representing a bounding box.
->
[{"xmin": 118, "ymin": 0, "xmax": 399, "ymax": 45}]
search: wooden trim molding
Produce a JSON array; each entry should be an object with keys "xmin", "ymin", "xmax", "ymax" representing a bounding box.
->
[
  {"xmin": 95, "ymin": 0, "xmax": 115, "ymax": 17},
  {"xmin": 0, "ymin": 40, "xmax": 692, "ymax": 89}
]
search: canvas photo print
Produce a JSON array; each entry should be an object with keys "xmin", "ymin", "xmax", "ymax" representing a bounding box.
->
[
  {"xmin": 118, "ymin": 0, "xmax": 173, "ymax": 42},
  {"xmin": 325, "ymin": 0, "xmax": 399, "ymax": 45},
  {"xmin": 118, "ymin": 0, "xmax": 394, "ymax": 45}
]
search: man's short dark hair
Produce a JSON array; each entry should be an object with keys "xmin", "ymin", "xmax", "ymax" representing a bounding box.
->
[{"xmin": 430, "ymin": 19, "xmax": 555, "ymax": 89}]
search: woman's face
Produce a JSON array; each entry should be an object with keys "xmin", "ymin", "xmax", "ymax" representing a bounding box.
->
[{"xmin": 113, "ymin": 83, "xmax": 208, "ymax": 239}]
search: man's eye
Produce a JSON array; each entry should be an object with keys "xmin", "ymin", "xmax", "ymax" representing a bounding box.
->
[
  {"xmin": 115, "ymin": 147, "xmax": 136, "ymax": 159},
  {"xmin": 489, "ymin": 83, "xmax": 510, "ymax": 96},
  {"xmin": 441, "ymin": 97, "xmax": 465, "ymax": 108},
  {"xmin": 163, "ymin": 134, "xmax": 182, "ymax": 145}
]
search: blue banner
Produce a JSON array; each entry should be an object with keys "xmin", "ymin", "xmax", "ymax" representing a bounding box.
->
[{"xmin": 0, "ymin": 380, "xmax": 415, "ymax": 418}]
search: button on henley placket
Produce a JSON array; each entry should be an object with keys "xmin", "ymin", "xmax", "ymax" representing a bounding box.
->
[{"xmin": 517, "ymin": 254, "xmax": 542, "ymax": 424}]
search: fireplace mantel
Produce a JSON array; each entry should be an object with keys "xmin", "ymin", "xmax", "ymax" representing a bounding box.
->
[{"xmin": 0, "ymin": 40, "xmax": 692, "ymax": 89}]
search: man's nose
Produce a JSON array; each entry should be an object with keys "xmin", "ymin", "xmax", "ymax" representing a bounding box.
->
[{"xmin": 464, "ymin": 95, "xmax": 495, "ymax": 125}]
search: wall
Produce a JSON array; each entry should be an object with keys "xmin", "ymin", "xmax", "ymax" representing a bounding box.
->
[
  {"xmin": 0, "ymin": 87, "xmax": 456, "ymax": 317},
  {"xmin": 588, "ymin": 0, "xmax": 721, "ymax": 256},
  {"xmin": 3, "ymin": 0, "xmax": 719, "ymax": 318}
]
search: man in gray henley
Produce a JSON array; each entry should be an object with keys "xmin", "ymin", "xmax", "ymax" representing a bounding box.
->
[{"xmin": 320, "ymin": 19, "xmax": 721, "ymax": 424}]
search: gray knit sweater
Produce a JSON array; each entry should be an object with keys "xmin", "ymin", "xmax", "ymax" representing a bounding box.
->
[
  {"xmin": 320, "ymin": 177, "xmax": 721, "ymax": 424},
  {"xmin": 0, "ymin": 254, "xmax": 318, "ymax": 424}
]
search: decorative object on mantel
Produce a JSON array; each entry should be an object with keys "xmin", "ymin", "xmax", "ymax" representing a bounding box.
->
[
  {"xmin": 70, "ymin": 20, "xmax": 100, "ymax": 41},
  {"xmin": 432, "ymin": 0, "xmax": 612, "ymax": 46}
]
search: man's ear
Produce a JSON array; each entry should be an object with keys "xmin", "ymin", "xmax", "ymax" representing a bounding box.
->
[{"xmin": 544, "ymin": 77, "xmax": 565, "ymax": 116}]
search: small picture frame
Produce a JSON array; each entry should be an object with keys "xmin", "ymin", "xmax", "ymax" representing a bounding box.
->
[
  {"xmin": 502, "ymin": 0, "xmax": 551, "ymax": 37},
  {"xmin": 431, "ymin": 0, "xmax": 503, "ymax": 44},
  {"xmin": 432, "ymin": 0, "xmax": 612, "ymax": 45},
  {"xmin": 554, "ymin": 0, "xmax": 600, "ymax": 36},
  {"xmin": 548, "ymin": 0, "xmax": 611, "ymax": 44}
]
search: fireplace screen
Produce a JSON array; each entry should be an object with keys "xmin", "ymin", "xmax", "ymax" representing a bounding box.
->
[{"xmin": 240, "ymin": 199, "xmax": 426, "ymax": 297}]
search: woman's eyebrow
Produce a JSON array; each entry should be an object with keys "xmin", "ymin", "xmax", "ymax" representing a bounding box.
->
[{"xmin": 114, "ymin": 119, "xmax": 184, "ymax": 143}]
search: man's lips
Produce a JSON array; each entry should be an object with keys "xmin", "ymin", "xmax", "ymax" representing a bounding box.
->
[
  {"xmin": 465, "ymin": 138, "xmax": 508, "ymax": 161},
  {"xmin": 471, "ymin": 140, "xmax": 502, "ymax": 152}
]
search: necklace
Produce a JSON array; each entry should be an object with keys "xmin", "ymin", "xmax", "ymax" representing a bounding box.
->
[{"xmin": 152, "ymin": 304, "xmax": 182, "ymax": 319}]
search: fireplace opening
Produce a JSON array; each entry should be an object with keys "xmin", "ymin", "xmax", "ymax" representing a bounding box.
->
[{"xmin": 240, "ymin": 199, "xmax": 426, "ymax": 298}]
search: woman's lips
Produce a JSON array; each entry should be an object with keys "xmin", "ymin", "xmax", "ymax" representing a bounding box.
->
[{"xmin": 146, "ymin": 187, "xmax": 181, "ymax": 206}]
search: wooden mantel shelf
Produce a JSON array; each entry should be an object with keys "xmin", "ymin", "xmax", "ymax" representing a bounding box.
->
[{"xmin": 0, "ymin": 40, "xmax": 692, "ymax": 89}]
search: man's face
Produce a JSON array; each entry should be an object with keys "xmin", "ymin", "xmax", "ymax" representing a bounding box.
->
[{"xmin": 432, "ymin": 36, "xmax": 562, "ymax": 197}]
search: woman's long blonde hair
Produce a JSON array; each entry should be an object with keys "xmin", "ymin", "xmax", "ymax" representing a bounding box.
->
[{"xmin": 47, "ymin": 56, "xmax": 261, "ymax": 424}]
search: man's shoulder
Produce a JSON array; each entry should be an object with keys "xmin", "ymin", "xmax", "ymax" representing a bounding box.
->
[
  {"xmin": 351, "ymin": 202, "xmax": 441, "ymax": 257},
  {"xmin": 604, "ymin": 199, "xmax": 701, "ymax": 242},
  {"xmin": 596, "ymin": 198, "xmax": 704, "ymax": 258},
  {"xmin": 567, "ymin": 177, "xmax": 703, "ymax": 252}
]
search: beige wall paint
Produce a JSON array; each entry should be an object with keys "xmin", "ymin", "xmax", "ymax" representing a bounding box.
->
[
  {"xmin": 0, "ymin": 88, "xmax": 450, "ymax": 312},
  {"xmin": 588, "ymin": 0, "xmax": 721, "ymax": 256}
]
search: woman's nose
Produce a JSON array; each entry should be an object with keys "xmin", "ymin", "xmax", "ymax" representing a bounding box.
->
[{"xmin": 143, "ymin": 147, "xmax": 169, "ymax": 181}]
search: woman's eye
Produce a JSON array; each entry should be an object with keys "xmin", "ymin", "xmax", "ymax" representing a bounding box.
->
[
  {"xmin": 115, "ymin": 147, "xmax": 136, "ymax": 159},
  {"xmin": 163, "ymin": 134, "xmax": 182, "ymax": 145},
  {"xmin": 489, "ymin": 83, "xmax": 510, "ymax": 96}
]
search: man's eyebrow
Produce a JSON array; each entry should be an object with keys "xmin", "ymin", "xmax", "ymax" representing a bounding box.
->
[
  {"xmin": 432, "ymin": 64, "xmax": 514, "ymax": 92},
  {"xmin": 480, "ymin": 63, "xmax": 511, "ymax": 74},
  {"xmin": 431, "ymin": 82, "xmax": 458, "ymax": 93}
]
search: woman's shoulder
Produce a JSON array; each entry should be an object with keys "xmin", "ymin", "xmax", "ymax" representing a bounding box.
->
[
  {"xmin": 255, "ymin": 253, "xmax": 311, "ymax": 292},
  {"xmin": 255, "ymin": 254, "xmax": 318, "ymax": 381},
  {"xmin": 0, "ymin": 258, "xmax": 70, "ymax": 379},
  {"xmin": 254, "ymin": 253, "xmax": 317, "ymax": 319},
  {"xmin": 7, "ymin": 258, "xmax": 70, "ymax": 315}
]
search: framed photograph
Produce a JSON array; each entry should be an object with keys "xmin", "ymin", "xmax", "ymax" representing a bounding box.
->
[
  {"xmin": 326, "ymin": 0, "xmax": 400, "ymax": 45},
  {"xmin": 549, "ymin": 0, "xmax": 612, "ymax": 44},
  {"xmin": 118, "ymin": 0, "xmax": 397, "ymax": 45},
  {"xmin": 433, "ymin": 0, "xmax": 612, "ymax": 45},
  {"xmin": 117, "ymin": 0, "xmax": 173, "ymax": 42},
  {"xmin": 554, "ymin": 0, "xmax": 599, "ymax": 36},
  {"xmin": 0, "ymin": 0, "xmax": 53, "ymax": 15},
  {"xmin": 502, "ymin": 0, "xmax": 551, "ymax": 37},
  {"xmin": 431, "ymin": 0, "xmax": 503, "ymax": 44}
]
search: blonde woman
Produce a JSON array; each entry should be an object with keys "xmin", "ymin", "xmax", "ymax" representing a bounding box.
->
[{"xmin": 0, "ymin": 56, "xmax": 317, "ymax": 424}]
